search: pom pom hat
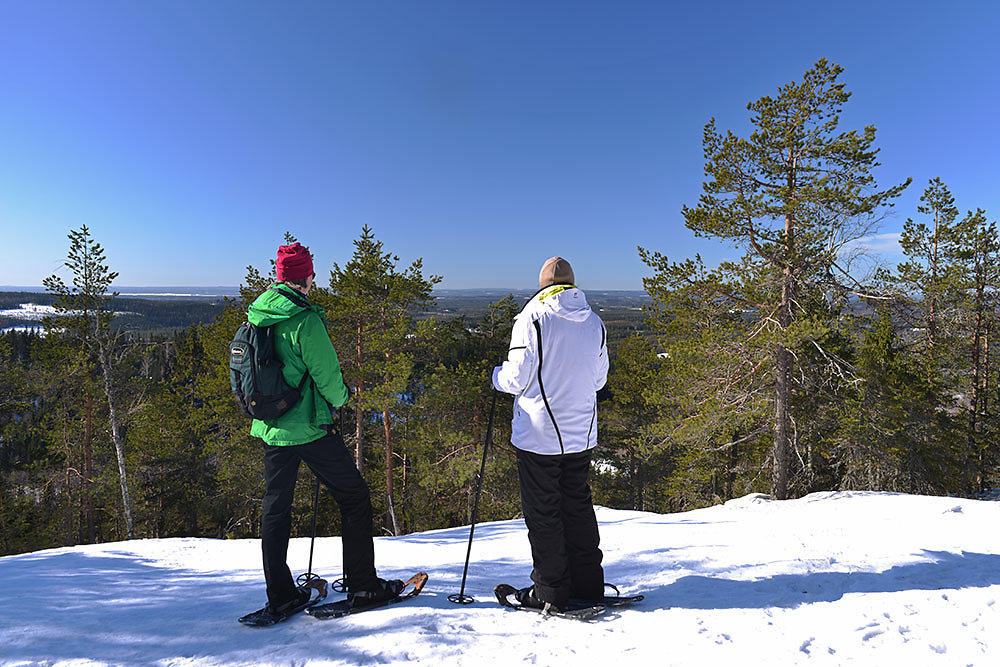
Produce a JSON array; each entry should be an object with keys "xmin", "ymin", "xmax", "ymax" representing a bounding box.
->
[{"xmin": 275, "ymin": 242, "xmax": 314, "ymax": 281}]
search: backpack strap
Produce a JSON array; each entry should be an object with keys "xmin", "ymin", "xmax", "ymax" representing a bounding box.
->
[
  {"xmin": 268, "ymin": 286, "xmax": 311, "ymax": 310},
  {"xmin": 268, "ymin": 286, "xmax": 316, "ymax": 397}
]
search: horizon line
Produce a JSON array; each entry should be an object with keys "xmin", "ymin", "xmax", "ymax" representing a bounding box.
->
[{"xmin": 0, "ymin": 285, "xmax": 650, "ymax": 294}]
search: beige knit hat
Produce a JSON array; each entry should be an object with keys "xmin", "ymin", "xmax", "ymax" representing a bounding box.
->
[{"xmin": 538, "ymin": 256, "xmax": 575, "ymax": 289}]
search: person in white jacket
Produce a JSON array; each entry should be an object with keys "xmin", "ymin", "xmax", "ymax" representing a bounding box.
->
[{"xmin": 492, "ymin": 256, "xmax": 609, "ymax": 611}]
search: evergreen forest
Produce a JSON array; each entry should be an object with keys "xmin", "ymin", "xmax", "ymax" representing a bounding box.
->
[{"xmin": 2, "ymin": 60, "xmax": 998, "ymax": 556}]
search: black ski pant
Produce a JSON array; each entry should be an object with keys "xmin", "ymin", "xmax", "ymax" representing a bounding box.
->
[
  {"xmin": 261, "ymin": 431, "xmax": 377, "ymax": 607},
  {"xmin": 516, "ymin": 447, "xmax": 604, "ymax": 607}
]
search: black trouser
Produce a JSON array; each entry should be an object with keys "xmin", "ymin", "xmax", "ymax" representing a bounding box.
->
[
  {"xmin": 516, "ymin": 447, "xmax": 604, "ymax": 607},
  {"xmin": 261, "ymin": 431, "xmax": 377, "ymax": 606}
]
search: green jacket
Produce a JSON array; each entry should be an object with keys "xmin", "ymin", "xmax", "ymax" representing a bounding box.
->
[{"xmin": 247, "ymin": 284, "xmax": 349, "ymax": 446}]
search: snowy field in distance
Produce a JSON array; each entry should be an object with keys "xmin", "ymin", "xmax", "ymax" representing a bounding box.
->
[
  {"xmin": 0, "ymin": 303, "xmax": 141, "ymax": 334},
  {"xmin": 1, "ymin": 492, "xmax": 998, "ymax": 666},
  {"xmin": 0, "ymin": 303, "xmax": 60, "ymax": 319}
]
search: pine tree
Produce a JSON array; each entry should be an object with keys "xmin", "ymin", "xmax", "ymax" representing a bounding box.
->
[
  {"xmin": 641, "ymin": 59, "xmax": 909, "ymax": 499},
  {"xmin": 326, "ymin": 225, "xmax": 440, "ymax": 534},
  {"xmin": 895, "ymin": 178, "xmax": 961, "ymax": 349},
  {"xmin": 892, "ymin": 184, "xmax": 1000, "ymax": 492},
  {"xmin": 951, "ymin": 209, "xmax": 1000, "ymax": 490},
  {"xmin": 833, "ymin": 309, "xmax": 961, "ymax": 492},
  {"xmin": 42, "ymin": 226, "xmax": 137, "ymax": 539},
  {"xmin": 637, "ymin": 261, "xmax": 775, "ymax": 507}
]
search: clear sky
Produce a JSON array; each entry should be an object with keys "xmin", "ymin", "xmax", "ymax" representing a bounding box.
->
[{"xmin": 1, "ymin": 1, "xmax": 997, "ymax": 290}]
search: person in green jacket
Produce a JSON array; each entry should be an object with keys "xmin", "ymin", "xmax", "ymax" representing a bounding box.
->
[{"xmin": 249, "ymin": 242, "xmax": 402, "ymax": 617}]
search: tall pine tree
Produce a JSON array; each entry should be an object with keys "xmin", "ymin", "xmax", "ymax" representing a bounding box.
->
[
  {"xmin": 642, "ymin": 59, "xmax": 909, "ymax": 499},
  {"xmin": 326, "ymin": 225, "xmax": 440, "ymax": 534},
  {"xmin": 42, "ymin": 226, "xmax": 137, "ymax": 539}
]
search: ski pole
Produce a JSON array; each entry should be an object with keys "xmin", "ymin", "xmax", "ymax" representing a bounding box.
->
[
  {"xmin": 449, "ymin": 389, "xmax": 498, "ymax": 604},
  {"xmin": 295, "ymin": 403, "xmax": 342, "ymax": 593},
  {"xmin": 307, "ymin": 475, "xmax": 320, "ymax": 575},
  {"xmin": 294, "ymin": 471, "xmax": 327, "ymax": 600}
]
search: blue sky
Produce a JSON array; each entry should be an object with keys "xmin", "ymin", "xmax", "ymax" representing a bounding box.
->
[{"xmin": 1, "ymin": 1, "xmax": 997, "ymax": 290}]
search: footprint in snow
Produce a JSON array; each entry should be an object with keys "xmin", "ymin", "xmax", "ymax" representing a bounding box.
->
[{"xmin": 862, "ymin": 628, "xmax": 885, "ymax": 642}]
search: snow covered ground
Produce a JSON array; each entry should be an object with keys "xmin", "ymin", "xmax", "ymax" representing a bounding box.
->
[
  {"xmin": 0, "ymin": 303, "xmax": 142, "ymax": 334},
  {"xmin": 2, "ymin": 491, "xmax": 998, "ymax": 666},
  {"xmin": 0, "ymin": 304, "xmax": 54, "ymax": 334},
  {"xmin": 0, "ymin": 303, "xmax": 61, "ymax": 320},
  {"xmin": 1, "ymin": 304, "xmax": 140, "ymax": 318}
]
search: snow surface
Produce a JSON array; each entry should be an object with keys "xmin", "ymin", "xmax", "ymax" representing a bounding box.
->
[
  {"xmin": 0, "ymin": 304, "xmax": 138, "ymax": 320},
  {"xmin": 2, "ymin": 492, "xmax": 999, "ymax": 666},
  {"xmin": 0, "ymin": 303, "xmax": 141, "ymax": 334},
  {"xmin": 0, "ymin": 304, "xmax": 61, "ymax": 320}
]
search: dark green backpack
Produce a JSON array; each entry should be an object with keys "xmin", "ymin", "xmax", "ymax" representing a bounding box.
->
[{"xmin": 229, "ymin": 288, "xmax": 311, "ymax": 420}]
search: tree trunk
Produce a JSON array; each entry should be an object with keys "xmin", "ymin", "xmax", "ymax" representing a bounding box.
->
[
  {"xmin": 63, "ymin": 430, "xmax": 74, "ymax": 545},
  {"xmin": 354, "ymin": 322, "xmax": 365, "ymax": 473},
  {"xmin": 984, "ymin": 320, "xmax": 993, "ymax": 488},
  {"xmin": 727, "ymin": 432, "xmax": 738, "ymax": 500},
  {"xmin": 84, "ymin": 392, "xmax": 95, "ymax": 543},
  {"xmin": 971, "ymin": 340, "xmax": 981, "ymax": 490},
  {"xmin": 99, "ymin": 344, "xmax": 135, "ymax": 540},
  {"xmin": 929, "ymin": 208, "xmax": 939, "ymax": 347},
  {"xmin": 982, "ymin": 320, "xmax": 991, "ymax": 440},
  {"xmin": 354, "ymin": 386, "xmax": 364, "ymax": 474},
  {"xmin": 383, "ymin": 408, "xmax": 400, "ymax": 536},
  {"xmin": 971, "ymin": 273, "xmax": 985, "ymax": 491},
  {"xmin": 773, "ymin": 343, "xmax": 794, "ymax": 500},
  {"xmin": 773, "ymin": 200, "xmax": 796, "ymax": 501}
]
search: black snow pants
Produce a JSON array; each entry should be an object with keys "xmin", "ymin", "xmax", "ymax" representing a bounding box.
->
[
  {"xmin": 261, "ymin": 430, "xmax": 377, "ymax": 607},
  {"xmin": 516, "ymin": 447, "xmax": 604, "ymax": 607}
]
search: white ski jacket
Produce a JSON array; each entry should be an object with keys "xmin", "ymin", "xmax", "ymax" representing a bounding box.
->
[{"xmin": 492, "ymin": 285, "xmax": 609, "ymax": 455}]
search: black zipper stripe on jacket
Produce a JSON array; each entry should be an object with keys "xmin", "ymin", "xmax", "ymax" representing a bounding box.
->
[
  {"xmin": 587, "ymin": 400, "xmax": 596, "ymax": 446},
  {"xmin": 532, "ymin": 319, "xmax": 564, "ymax": 454},
  {"xmin": 600, "ymin": 324, "xmax": 606, "ymax": 350},
  {"xmin": 508, "ymin": 345, "xmax": 527, "ymax": 352}
]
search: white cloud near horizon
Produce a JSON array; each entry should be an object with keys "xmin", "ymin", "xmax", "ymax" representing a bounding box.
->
[{"xmin": 842, "ymin": 232, "xmax": 904, "ymax": 258}]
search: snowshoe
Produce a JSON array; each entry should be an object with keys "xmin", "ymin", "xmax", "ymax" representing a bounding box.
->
[
  {"xmin": 307, "ymin": 572, "xmax": 428, "ymax": 620},
  {"xmin": 239, "ymin": 577, "xmax": 328, "ymax": 627},
  {"xmin": 494, "ymin": 584, "xmax": 605, "ymax": 621}
]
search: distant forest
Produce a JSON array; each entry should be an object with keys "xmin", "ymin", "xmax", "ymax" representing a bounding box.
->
[{"xmin": 2, "ymin": 59, "xmax": 998, "ymax": 556}]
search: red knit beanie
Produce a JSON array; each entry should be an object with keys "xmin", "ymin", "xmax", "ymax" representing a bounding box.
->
[{"xmin": 275, "ymin": 242, "xmax": 314, "ymax": 281}]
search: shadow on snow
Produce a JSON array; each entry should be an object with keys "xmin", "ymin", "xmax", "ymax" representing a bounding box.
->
[{"xmin": 639, "ymin": 550, "xmax": 1000, "ymax": 610}]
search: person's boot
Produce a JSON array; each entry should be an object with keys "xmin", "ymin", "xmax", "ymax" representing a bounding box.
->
[
  {"xmin": 515, "ymin": 585, "xmax": 562, "ymax": 613},
  {"xmin": 266, "ymin": 586, "xmax": 312, "ymax": 616},
  {"xmin": 349, "ymin": 578, "xmax": 405, "ymax": 607}
]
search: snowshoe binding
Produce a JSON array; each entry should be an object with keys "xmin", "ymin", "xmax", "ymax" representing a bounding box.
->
[{"xmin": 239, "ymin": 577, "xmax": 329, "ymax": 627}]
